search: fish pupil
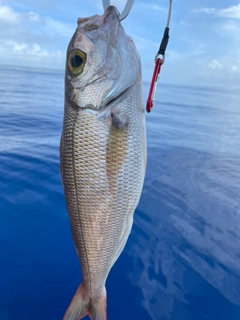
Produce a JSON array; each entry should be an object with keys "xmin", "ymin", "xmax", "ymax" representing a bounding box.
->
[{"xmin": 71, "ymin": 55, "xmax": 82, "ymax": 68}]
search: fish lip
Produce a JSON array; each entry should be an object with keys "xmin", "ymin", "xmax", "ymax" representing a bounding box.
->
[
  {"xmin": 77, "ymin": 6, "xmax": 120, "ymax": 29},
  {"xmin": 103, "ymin": 6, "xmax": 120, "ymax": 20}
]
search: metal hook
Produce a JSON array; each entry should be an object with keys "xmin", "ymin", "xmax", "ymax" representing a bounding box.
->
[{"xmin": 102, "ymin": 0, "xmax": 135, "ymax": 21}]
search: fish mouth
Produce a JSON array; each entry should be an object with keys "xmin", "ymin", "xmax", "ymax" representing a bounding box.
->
[
  {"xmin": 77, "ymin": 6, "xmax": 120, "ymax": 31},
  {"xmin": 103, "ymin": 6, "xmax": 120, "ymax": 20}
]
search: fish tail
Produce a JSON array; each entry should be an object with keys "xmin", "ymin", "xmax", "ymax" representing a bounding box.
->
[
  {"xmin": 89, "ymin": 293, "xmax": 107, "ymax": 320},
  {"xmin": 63, "ymin": 284, "xmax": 107, "ymax": 320}
]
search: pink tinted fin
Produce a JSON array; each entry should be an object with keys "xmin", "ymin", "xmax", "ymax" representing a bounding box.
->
[
  {"xmin": 63, "ymin": 284, "xmax": 88, "ymax": 320},
  {"xmin": 63, "ymin": 284, "xmax": 107, "ymax": 320},
  {"xmin": 89, "ymin": 294, "xmax": 107, "ymax": 320}
]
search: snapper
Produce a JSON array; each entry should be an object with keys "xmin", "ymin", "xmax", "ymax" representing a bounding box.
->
[{"xmin": 60, "ymin": 5, "xmax": 146, "ymax": 320}]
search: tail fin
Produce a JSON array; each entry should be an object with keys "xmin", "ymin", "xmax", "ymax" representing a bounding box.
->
[{"xmin": 63, "ymin": 284, "xmax": 107, "ymax": 320}]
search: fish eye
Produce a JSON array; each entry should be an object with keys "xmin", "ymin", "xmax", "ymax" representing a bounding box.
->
[{"xmin": 68, "ymin": 50, "xmax": 86, "ymax": 74}]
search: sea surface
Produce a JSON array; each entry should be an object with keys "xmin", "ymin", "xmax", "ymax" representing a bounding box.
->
[{"xmin": 1, "ymin": 66, "xmax": 240, "ymax": 320}]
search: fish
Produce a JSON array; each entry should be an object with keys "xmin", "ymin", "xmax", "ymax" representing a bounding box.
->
[{"xmin": 60, "ymin": 5, "xmax": 146, "ymax": 320}]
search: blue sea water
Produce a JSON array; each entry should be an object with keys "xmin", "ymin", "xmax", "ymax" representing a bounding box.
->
[{"xmin": 0, "ymin": 65, "xmax": 240, "ymax": 320}]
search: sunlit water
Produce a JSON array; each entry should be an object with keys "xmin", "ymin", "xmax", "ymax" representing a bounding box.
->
[{"xmin": 1, "ymin": 66, "xmax": 240, "ymax": 320}]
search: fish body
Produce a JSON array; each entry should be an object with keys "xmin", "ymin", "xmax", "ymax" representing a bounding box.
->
[{"xmin": 60, "ymin": 6, "xmax": 146, "ymax": 320}]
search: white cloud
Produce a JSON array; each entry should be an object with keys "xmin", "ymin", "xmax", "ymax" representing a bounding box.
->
[
  {"xmin": 180, "ymin": 20, "xmax": 190, "ymax": 26},
  {"xmin": 231, "ymin": 65, "xmax": 239, "ymax": 72},
  {"xmin": 216, "ymin": 4, "xmax": 240, "ymax": 20},
  {"xmin": 196, "ymin": 4, "xmax": 240, "ymax": 20},
  {"xmin": 133, "ymin": 35, "xmax": 159, "ymax": 53},
  {"xmin": 44, "ymin": 17, "xmax": 74, "ymax": 38},
  {"xmin": 1, "ymin": 39, "xmax": 54, "ymax": 57},
  {"xmin": 11, "ymin": 41, "xmax": 27, "ymax": 52},
  {"xmin": 167, "ymin": 44, "xmax": 206, "ymax": 63},
  {"xmin": 231, "ymin": 60, "xmax": 240, "ymax": 72},
  {"xmin": 0, "ymin": 5, "xmax": 19, "ymax": 23},
  {"xmin": 209, "ymin": 59, "xmax": 222, "ymax": 70},
  {"xmin": 0, "ymin": 5, "xmax": 42, "ymax": 24},
  {"xmin": 0, "ymin": 39, "xmax": 64, "ymax": 67},
  {"xmin": 192, "ymin": 3, "xmax": 240, "ymax": 83},
  {"xmin": 0, "ymin": 5, "xmax": 73, "ymax": 38},
  {"xmin": 27, "ymin": 12, "xmax": 41, "ymax": 22},
  {"xmin": 0, "ymin": 4, "xmax": 73, "ymax": 69},
  {"xmin": 221, "ymin": 19, "xmax": 240, "ymax": 35},
  {"xmin": 0, "ymin": 1, "xmax": 239, "ymax": 85},
  {"xmin": 142, "ymin": 3, "xmax": 165, "ymax": 12}
]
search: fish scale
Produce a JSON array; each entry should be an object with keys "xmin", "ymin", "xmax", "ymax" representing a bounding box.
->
[{"xmin": 61, "ymin": 6, "xmax": 146, "ymax": 320}]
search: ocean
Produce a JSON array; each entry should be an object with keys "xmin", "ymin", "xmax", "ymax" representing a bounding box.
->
[{"xmin": 1, "ymin": 66, "xmax": 240, "ymax": 320}]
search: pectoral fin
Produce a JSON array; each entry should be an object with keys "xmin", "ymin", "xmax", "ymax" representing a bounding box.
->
[{"xmin": 111, "ymin": 110, "xmax": 128, "ymax": 130}]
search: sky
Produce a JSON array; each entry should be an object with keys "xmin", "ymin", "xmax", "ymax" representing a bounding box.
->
[{"xmin": 1, "ymin": 0, "xmax": 240, "ymax": 86}]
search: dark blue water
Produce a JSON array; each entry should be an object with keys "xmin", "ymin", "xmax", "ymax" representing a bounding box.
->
[{"xmin": 1, "ymin": 66, "xmax": 240, "ymax": 320}]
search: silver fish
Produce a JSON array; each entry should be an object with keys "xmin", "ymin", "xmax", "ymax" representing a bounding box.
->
[{"xmin": 60, "ymin": 6, "xmax": 146, "ymax": 320}]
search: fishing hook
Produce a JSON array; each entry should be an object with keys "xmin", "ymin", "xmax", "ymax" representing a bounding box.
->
[{"xmin": 102, "ymin": 0, "xmax": 135, "ymax": 21}]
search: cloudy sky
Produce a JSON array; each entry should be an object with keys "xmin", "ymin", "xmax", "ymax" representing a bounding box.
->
[{"xmin": 1, "ymin": 0, "xmax": 240, "ymax": 85}]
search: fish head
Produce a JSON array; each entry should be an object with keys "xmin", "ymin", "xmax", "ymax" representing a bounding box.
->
[{"xmin": 65, "ymin": 6, "xmax": 141, "ymax": 110}]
